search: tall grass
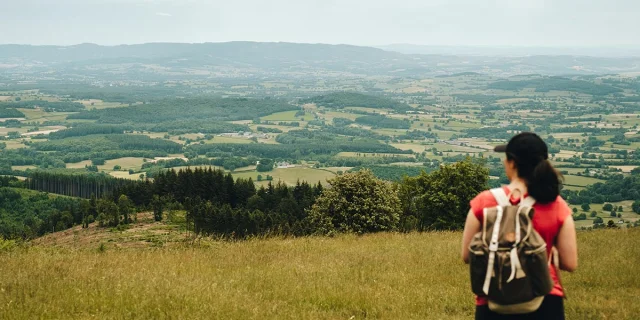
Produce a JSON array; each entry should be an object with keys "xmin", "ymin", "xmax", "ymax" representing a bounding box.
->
[{"xmin": 1, "ymin": 229, "xmax": 639, "ymax": 319}]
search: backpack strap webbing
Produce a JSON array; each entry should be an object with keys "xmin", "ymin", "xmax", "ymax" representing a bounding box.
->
[
  {"xmin": 483, "ymin": 206, "xmax": 504, "ymax": 295},
  {"xmin": 521, "ymin": 196, "xmax": 536, "ymax": 208},
  {"xmin": 489, "ymin": 188, "xmax": 510, "ymax": 207},
  {"xmin": 490, "ymin": 187, "xmax": 537, "ymax": 208}
]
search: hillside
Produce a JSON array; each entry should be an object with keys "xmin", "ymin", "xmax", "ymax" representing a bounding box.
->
[
  {"xmin": 32, "ymin": 212, "xmax": 188, "ymax": 249},
  {"xmin": 2, "ymin": 227, "xmax": 638, "ymax": 319}
]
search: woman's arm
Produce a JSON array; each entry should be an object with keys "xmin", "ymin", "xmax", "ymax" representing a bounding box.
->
[
  {"xmin": 556, "ymin": 216, "xmax": 578, "ymax": 272},
  {"xmin": 461, "ymin": 210, "xmax": 481, "ymax": 264}
]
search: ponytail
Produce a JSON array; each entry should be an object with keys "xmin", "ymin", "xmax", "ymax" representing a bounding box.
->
[{"xmin": 526, "ymin": 160, "xmax": 562, "ymax": 203}]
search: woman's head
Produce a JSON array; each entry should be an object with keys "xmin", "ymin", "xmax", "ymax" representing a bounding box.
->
[{"xmin": 494, "ymin": 132, "xmax": 562, "ymax": 203}]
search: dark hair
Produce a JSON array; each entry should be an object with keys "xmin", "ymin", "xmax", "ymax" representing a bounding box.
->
[{"xmin": 504, "ymin": 133, "xmax": 563, "ymax": 203}]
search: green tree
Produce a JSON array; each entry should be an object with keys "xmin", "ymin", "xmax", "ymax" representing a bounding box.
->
[
  {"xmin": 593, "ymin": 216, "xmax": 603, "ymax": 224},
  {"xmin": 397, "ymin": 158, "xmax": 489, "ymax": 231},
  {"xmin": 581, "ymin": 203, "xmax": 591, "ymax": 212},
  {"xmin": 117, "ymin": 195, "xmax": 132, "ymax": 224},
  {"xmin": 97, "ymin": 199, "xmax": 119, "ymax": 227},
  {"xmin": 603, "ymin": 203, "xmax": 613, "ymax": 211},
  {"xmin": 590, "ymin": 211, "xmax": 597, "ymax": 218},
  {"xmin": 308, "ymin": 170, "xmax": 400, "ymax": 235},
  {"xmin": 151, "ymin": 195, "xmax": 164, "ymax": 222},
  {"xmin": 572, "ymin": 207, "xmax": 578, "ymax": 214},
  {"xmin": 633, "ymin": 201, "xmax": 640, "ymax": 214}
]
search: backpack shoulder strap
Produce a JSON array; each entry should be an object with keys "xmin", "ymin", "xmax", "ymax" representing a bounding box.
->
[
  {"xmin": 489, "ymin": 188, "xmax": 510, "ymax": 207},
  {"xmin": 521, "ymin": 196, "xmax": 536, "ymax": 208}
]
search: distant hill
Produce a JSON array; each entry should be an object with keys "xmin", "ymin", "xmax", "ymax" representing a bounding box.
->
[
  {"xmin": 378, "ymin": 44, "xmax": 640, "ymax": 57},
  {"xmin": 1, "ymin": 42, "xmax": 639, "ymax": 77},
  {"xmin": 0, "ymin": 42, "xmax": 430, "ymax": 76}
]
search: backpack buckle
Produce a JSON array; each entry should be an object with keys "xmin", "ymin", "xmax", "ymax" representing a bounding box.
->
[{"xmin": 489, "ymin": 241, "xmax": 499, "ymax": 252}]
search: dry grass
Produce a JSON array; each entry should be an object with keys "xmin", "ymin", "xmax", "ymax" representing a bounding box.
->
[{"xmin": 1, "ymin": 228, "xmax": 638, "ymax": 319}]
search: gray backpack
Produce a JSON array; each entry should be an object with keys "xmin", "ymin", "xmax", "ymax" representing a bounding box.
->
[{"xmin": 469, "ymin": 188, "xmax": 555, "ymax": 314}]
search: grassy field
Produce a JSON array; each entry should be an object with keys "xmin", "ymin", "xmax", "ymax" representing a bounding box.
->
[
  {"xmin": 1, "ymin": 228, "xmax": 639, "ymax": 319},
  {"xmin": 16, "ymin": 108, "xmax": 72, "ymax": 122},
  {"xmin": 336, "ymin": 152, "xmax": 415, "ymax": 158},
  {"xmin": 74, "ymin": 99, "xmax": 128, "ymax": 109},
  {"xmin": 98, "ymin": 157, "xmax": 146, "ymax": 171},
  {"xmin": 563, "ymin": 175, "xmax": 605, "ymax": 187},
  {"xmin": 261, "ymin": 111, "xmax": 315, "ymax": 121},
  {"xmin": 232, "ymin": 167, "xmax": 335, "ymax": 186},
  {"xmin": 3, "ymin": 140, "xmax": 26, "ymax": 149},
  {"xmin": 66, "ymin": 160, "xmax": 93, "ymax": 169}
]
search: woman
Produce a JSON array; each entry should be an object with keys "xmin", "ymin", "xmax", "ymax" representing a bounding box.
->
[{"xmin": 461, "ymin": 132, "xmax": 578, "ymax": 320}]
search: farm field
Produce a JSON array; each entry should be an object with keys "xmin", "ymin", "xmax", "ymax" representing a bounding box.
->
[
  {"xmin": 98, "ymin": 157, "xmax": 146, "ymax": 171},
  {"xmin": 232, "ymin": 167, "xmax": 336, "ymax": 186},
  {"xmin": 563, "ymin": 175, "xmax": 606, "ymax": 187},
  {"xmin": 1, "ymin": 228, "xmax": 638, "ymax": 319},
  {"xmin": 261, "ymin": 110, "xmax": 315, "ymax": 121}
]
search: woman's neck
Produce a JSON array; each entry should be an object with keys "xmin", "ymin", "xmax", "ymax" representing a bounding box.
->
[{"xmin": 508, "ymin": 178, "xmax": 528, "ymax": 197}]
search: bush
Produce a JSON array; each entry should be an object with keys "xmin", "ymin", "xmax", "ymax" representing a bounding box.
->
[
  {"xmin": 574, "ymin": 213, "xmax": 587, "ymax": 221},
  {"xmin": 0, "ymin": 238, "xmax": 18, "ymax": 252},
  {"xmin": 308, "ymin": 170, "xmax": 400, "ymax": 235}
]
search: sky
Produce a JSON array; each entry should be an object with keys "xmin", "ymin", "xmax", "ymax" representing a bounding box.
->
[{"xmin": 1, "ymin": 0, "xmax": 640, "ymax": 48}]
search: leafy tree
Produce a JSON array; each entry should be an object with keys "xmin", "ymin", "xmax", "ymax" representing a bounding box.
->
[
  {"xmin": 572, "ymin": 207, "xmax": 578, "ymax": 214},
  {"xmin": 256, "ymin": 159, "xmax": 274, "ymax": 172},
  {"xmin": 590, "ymin": 211, "xmax": 597, "ymax": 217},
  {"xmin": 603, "ymin": 203, "xmax": 613, "ymax": 211},
  {"xmin": 618, "ymin": 206, "xmax": 623, "ymax": 212},
  {"xmin": 610, "ymin": 211, "xmax": 617, "ymax": 218},
  {"xmin": 581, "ymin": 203, "xmax": 591, "ymax": 212},
  {"xmin": 308, "ymin": 170, "xmax": 400, "ymax": 235},
  {"xmin": 593, "ymin": 216, "xmax": 604, "ymax": 224},
  {"xmin": 397, "ymin": 158, "xmax": 489, "ymax": 231},
  {"xmin": 117, "ymin": 195, "xmax": 132, "ymax": 224},
  {"xmin": 633, "ymin": 200, "xmax": 640, "ymax": 214},
  {"xmin": 97, "ymin": 199, "xmax": 119, "ymax": 227}
]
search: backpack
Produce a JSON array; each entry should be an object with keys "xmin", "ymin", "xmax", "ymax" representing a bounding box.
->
[{"xmin": 468, "ymin": 188, "xmax": 555, "ymax": 314}]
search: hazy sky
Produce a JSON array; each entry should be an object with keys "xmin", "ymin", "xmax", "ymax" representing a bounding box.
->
[{"xmin": 1, "ymin": 0, "xmax": 639, "ymax": 47}]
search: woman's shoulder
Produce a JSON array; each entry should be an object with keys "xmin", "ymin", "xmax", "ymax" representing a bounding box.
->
[{"xmin": 469, "ymin": 189, "xmax": 501, "ymax": 219}]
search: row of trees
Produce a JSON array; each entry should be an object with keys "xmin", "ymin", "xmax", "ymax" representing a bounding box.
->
[{"xmin": 16, "ymin": 159, "xmax": 491, "ymax": 239}]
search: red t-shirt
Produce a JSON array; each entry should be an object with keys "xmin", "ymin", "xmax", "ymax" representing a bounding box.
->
[{"xmin": 469, "ymin": 186, "xmax": 571, "ymax": 306}]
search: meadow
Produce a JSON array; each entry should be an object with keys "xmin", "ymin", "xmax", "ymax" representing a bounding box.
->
[{"xmin": 1, "ymin": 229, "xmax": 638, "ymax": 319}]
